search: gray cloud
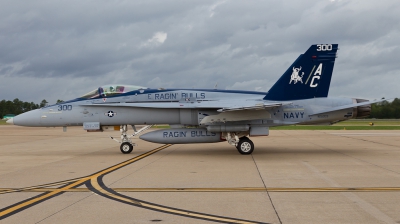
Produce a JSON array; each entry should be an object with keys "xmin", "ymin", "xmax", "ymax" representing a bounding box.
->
[{"xmin": 0, "ymin": 0, "xmax": 399, "ymax": 103}]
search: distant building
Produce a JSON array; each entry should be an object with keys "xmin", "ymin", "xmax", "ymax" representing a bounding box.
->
[{"xmin": 2, "ymin": 114, "xmax": 15, "ymax": 120}]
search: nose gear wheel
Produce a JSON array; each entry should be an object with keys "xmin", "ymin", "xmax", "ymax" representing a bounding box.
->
[{"xmin": 120, "ymin": 142, "xmax": 133, "ymax": 154}]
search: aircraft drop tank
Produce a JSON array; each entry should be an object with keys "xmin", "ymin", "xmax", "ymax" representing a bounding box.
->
[{"xmin": 140, "ymin": 128, "xmax": 223, "ymax": 144}]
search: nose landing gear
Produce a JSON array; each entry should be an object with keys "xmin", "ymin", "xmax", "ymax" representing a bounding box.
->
[{"xmin": 110, "ymin": 124, "xmax": 153, "ymax": 154}]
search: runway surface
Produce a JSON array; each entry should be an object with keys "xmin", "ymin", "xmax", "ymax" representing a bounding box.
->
[{"xmin": 1, "ymin": 126, "xmax": 400, "ymax": 223}]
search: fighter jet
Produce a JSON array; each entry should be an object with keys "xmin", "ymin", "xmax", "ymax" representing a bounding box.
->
[{"xmin": 9, "ymin": 44, "xmax": 381, "ymax": 155}]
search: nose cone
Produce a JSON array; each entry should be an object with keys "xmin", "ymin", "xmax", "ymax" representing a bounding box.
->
[
  {"xmin": 13, "ymin": 109, "xmax": 42, "ymax": 127},
  {"xmin": 6, "ymin": 118, "xmax": 13, "ymax": 124}
]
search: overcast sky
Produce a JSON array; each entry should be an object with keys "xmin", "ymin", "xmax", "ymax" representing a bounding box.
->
[{"xmin": 1, "ymin": 0, "xmax": 399, "ymax": 104}]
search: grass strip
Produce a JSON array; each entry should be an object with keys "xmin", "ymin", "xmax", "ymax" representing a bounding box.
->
[{"xmin": 270, "ymin": 126, "xmax": 400, "ymax": 130}]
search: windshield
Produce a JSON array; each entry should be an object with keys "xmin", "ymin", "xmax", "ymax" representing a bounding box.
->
[{"xmin": 80, "ymin": 84, "xmax": 148, "ymax": 99}]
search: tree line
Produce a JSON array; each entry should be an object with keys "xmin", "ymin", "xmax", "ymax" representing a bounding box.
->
[
  {"xmin": 1, "ymin": 98, "xmax": 399, "ymax": 119},
  {"xmin": 370, "ymin": 98, "xmax": 400, "ymax": 119},
  {"xmin": 0, "ymin": 99, "xmax": 63, "ymax": 119}
]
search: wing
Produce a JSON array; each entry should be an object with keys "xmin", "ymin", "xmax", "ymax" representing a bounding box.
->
[
  {"xmin": 81, "ymin": 100, "xmax": 289, "ymax": 111},
  {"xmin": 217, "ymin": 102, "xmax": 291, "ymax": 112},
  {"xmin": 81, "ymin": 99, "xmax": 288, "ymax": 124}
]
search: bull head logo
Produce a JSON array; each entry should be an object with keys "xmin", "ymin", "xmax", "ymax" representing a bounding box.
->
[{"xmin": 289, "ymin": 66, "xmax": 304, "ymax": 84}]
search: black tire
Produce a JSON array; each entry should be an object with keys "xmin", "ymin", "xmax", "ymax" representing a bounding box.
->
[
  {"xmin": 120, "ymin": 142, "xmax": 133, "ymax": 154},
  {"xmin": 236, "ymin": 137, "xmax": 254, "ymax": 155},
  {"xmin": 236, "ymin": 137, "xmax": 249, "ymax": 150}
]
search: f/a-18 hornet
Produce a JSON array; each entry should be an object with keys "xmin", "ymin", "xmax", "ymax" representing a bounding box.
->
[{"xmin": 9, "ymin": 44, "xmax": 380, "ymax": 155}]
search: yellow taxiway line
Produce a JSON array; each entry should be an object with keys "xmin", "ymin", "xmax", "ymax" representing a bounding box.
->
[
  {"xmin": 2, "ymin": 187, "xmax": 400, "ymax": 193},
  {"xmin": 0, "ymin": 144, "xmax": 171, "ymax": 219},
  {"xmin": 4, "ymin": 142, "xmax": 397, "ymax": 223},
  {"xmin": 2, "ymin": 144, "xmax": 260, "ymax": 223},
  {"xmin": 0, "ymin": 178, "xmax": 83, "ymax": 194}
]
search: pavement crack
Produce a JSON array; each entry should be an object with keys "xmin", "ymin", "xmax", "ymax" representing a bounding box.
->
[
  {"xmin": 309, "ymin": 132, "xmax": 400, "ymax": 176},
  {"xmin": 336, "ymin": 134, "xmax": 400, "ymax": 149},
  {"xmin": 302, "ymin": 161, "xmax": 396, "ymax": 224},
  {"xmin": 251, "ymin": 154, "xmax": 282, "ymax": 224},
  {"xmin": 35, "ymin": 184, "xmax": 94, "ymax": 224}
]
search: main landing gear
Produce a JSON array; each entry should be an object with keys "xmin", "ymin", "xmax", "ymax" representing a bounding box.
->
[
  {"xmin": 236, "ymin": 137, "xmax": 254, "ymax": 155},
  {"xmin": 224, "ymin": 132, "xmax": 255, "ymax": 155},
  {"xmin": 110, "ymin": 124, "xmax": 153, "ymax": 154}
]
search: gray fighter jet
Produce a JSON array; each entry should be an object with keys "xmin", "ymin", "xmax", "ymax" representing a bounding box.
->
[{"xmin": 8, "ymin": 44, "xmax": 381, "ymax": 154}]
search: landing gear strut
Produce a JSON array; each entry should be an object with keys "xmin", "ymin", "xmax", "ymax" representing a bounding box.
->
[
  {"xmin": 119, "ymin": 125, "xmax": 135, "ymax": 154},
  {"xmin": 110, "ymin": 124, "xmax": 153, "ymax": 154}
]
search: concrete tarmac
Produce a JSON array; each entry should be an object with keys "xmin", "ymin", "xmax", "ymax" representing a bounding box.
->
[{"xmin": 0, "ymin": 126, "xmax": 400, "ymax": 224}]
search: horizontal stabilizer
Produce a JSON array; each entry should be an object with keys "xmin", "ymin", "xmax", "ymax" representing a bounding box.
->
[{"xmin": 310, "ymin": 99, "xmax": 386, "ymax": 115}]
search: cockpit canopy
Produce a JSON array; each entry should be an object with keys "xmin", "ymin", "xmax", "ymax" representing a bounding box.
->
[{"xmin": 80, "ymin": 84, "xmax": 148, "ymax": 99}]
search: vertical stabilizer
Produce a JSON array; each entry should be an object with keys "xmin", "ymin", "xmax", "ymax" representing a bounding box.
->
[{"xmin": 264, "ymin": 44, "xmax": 338, "ymax": 101}]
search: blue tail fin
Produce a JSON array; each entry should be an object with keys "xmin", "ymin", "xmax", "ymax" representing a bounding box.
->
[{"xmin": 264, "ymin": 44, "xmax": 338, "ymax": 101}]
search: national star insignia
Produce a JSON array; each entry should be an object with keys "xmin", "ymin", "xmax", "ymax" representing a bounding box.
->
[{"xmin": 105, "ymin": 111, "xmax": 116, "ymax": 117}]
